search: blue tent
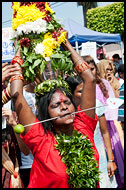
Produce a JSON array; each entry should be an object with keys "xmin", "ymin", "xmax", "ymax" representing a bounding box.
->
[{"xmin": 61, "ymin": 18, "xmax": 121, "ymax": 46}]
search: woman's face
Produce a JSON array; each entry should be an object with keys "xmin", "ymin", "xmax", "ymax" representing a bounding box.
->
[
  {"xmin": 73, "ymin": 63, "xmax": 97, "ymax": 107},
  {"xmin": 48, "ymin": 90, "xmax": 75, "ymax": 126},
  {"xmin": 73, "ymin": 82, "xmax": 83, "ymax": 107},
  {"xmin": 105, "ymin": 63, "xmax": 113, "ymax": 80},
  {"xmin": 88, "ymin": 62, "xmax": 97, "ymax": 76}
]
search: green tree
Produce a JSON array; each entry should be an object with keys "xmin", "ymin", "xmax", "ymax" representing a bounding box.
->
[
  {"xmin": 86, "ymin": 2, "xmax": 124, "ymax": 39},
  {"xmin": 77, "ymin": 2, "xmax": 98, "ymax": 27}
]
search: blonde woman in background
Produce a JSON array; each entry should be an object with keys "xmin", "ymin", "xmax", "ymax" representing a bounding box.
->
[{"xmin": 96, "ymin": 59, "xmax": 120, "ymax": 98}]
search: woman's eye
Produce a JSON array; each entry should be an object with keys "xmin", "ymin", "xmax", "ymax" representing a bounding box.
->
[
  {"xmin": 65, "ymin": 100, "xmax": 71, "ymax": 105},
  {"xmin": 51, "ymin": 103, "xmax": 59, "ymax": 108}
]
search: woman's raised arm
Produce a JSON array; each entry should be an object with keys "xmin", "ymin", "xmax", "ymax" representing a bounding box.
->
[
  {"xmin": 10, "ymin": 49, "xmax": 36, "ymax": 134},
  {"xmin": 63, "ymin": 34, "xmax": 96, "ymax": 119}
]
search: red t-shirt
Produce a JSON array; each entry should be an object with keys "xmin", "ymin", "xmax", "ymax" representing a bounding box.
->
[{"xmin": 21, "ymin": 106, "xmax": 99, "ymax": 188}]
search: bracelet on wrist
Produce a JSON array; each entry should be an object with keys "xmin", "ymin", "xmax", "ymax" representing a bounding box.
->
[
  {"xmin": 9, "ymin": 75, "xmax": 24, "ymax": 83},
  {"xmin": 2, "ymin": 85, "xmax": 11, "ymax": 105},
  {"xmin": 11, "ymin": 56, "xmax": 24, "ymax": 66},
  {"xmin": 108, "ymin": 160, "xmax": 115, "ymax": 163},
  {"xmin": 74, "ymin": 62, "xmax": 90, "ymax": 74}
]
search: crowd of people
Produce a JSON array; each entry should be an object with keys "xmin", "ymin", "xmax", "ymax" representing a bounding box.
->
[{"xmin": 2, "ymin": 31, "xmax": 124, "ymax": 188}]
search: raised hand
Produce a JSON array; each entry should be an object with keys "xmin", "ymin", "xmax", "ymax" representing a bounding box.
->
[
  {"xmin": 2, "ymin": 62, "xmax": 22, "ymax": 82},
  {"xmin": 2, "ymin": 107, "xmax": 17, "ymax": 127}
]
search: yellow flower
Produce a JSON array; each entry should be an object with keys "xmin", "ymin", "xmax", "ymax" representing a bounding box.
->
[
  {"xmin": 12, "ymin": 2, "xmax": 20, "ymax": 11},
  {"xmin": 45, "ymin": 2, "xmax": 55, "ymax": 14},
  {"xmin": 43, "ymin": 34, "xmax": 60, "ymax": 57},
  {"xmin": 12, "ymin": 4, "xmax": 46, "ymax": 30},
  {"xmin": 57, "ymin": 31, "xmax": 66, "ymax": 44},
  {"xmin": 44, "ymin": 32, "xmax": 52, "ymax": 40}
]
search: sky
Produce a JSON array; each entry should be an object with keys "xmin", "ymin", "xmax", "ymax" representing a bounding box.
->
[{"xmin": 2, "ymin": 2, "xmax": 116, "ymax": 28}]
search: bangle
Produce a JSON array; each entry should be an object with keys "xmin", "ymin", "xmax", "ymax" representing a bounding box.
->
[
  {"xmin": 2, "ymin": 91, "xmax": 8, "ymax": 103},
  {"xmin": 108, "ymin": 160, "xmax": 115, "ymax": 162},
  {"xmin": 11, "ymin": 56, "xmax": 24, "ymax": 66},
  {"xmin": 2, "ymin": 85, "xmax": 11, "ymax": 105},
  {"xmin": 9, "ymin": 75, "xmax": 24, "ymax": 83},
  {"xmin": 74, "ymin": 62, "xmax": 90, "ymax": 74}
]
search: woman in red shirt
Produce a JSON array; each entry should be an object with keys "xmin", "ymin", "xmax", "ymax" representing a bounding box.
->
[{"xmin": 10, "ymin": 32, "xmax": 99, "ymax": 188}]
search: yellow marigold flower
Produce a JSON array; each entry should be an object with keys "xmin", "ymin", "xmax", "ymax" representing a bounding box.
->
[
  {"xmin": 45, "ymin": 2, "xmax": 55, "ymax": 14},
  {"xmin": 44, "ymin": 49, "xmax": 53, "ymax": 57},
  {"xmin": 57, "ymin": 31, "xmax": 66, "ymax": 44},
  {"xmin": 44, "ymin": 32, "xmax": 52, "ymax": 40},
  {"xmin": 12, "ymin": 2, "xmax": 20, "ymax": 11},
  {"xmin": 12, "ymin": 4, "xmax": 46, "ymax": 30},
  {"xmin": 43, "ymin": 37, "xmax": 59, "ymax": 57}
]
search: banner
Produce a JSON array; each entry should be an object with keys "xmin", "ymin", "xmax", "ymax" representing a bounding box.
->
[
  {"xmin": 81, "ymin": 42, "xmax": 99, "ymax": 63},
  {"xmin": 2, "ymin": 27, "xmax": 15, "ymax": 62}
]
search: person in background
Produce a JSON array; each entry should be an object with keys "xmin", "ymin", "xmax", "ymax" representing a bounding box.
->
[
  {"xmin": 83, "ymin": 55, "xmax": 124, "ymax": 188},
  {"xmin": 118, "ymin": 64, "xmax": 124, "ymax": 131},
  {"xmin": 97, "ymin": 46, "xmax": 106, "ymax": 60},
  {"xmin": 66, "ymin": 55, "xmax": 124, "ymax": 188},
  {"xmin": 65, "ymin": 58, "xmax": 118, "ymax": 188},
  {"xmin": 112, "ymin": 54, "xmax": 122, "ymax": 74},
  {"xmin": 99, "ymin": 53, "xmax": 105, "ymax": 60},
  {"xmin": 96, "ymin": 59, "xmax": 120, "ymax": 98},
  {"xmin": 2, "ymin": 64, "xmax": 23, "ymax": 188}
]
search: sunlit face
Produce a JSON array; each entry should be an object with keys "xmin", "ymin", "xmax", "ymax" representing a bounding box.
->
[{"xmin": 48, "ymin": 90, "xmax": 75, "ymax": 126}]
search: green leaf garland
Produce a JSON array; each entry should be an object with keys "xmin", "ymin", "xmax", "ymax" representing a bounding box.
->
[
  {"xmin": 34, "ymin": 78, "xmax": 71, "ymax": 96},
  {"xmin": 55, "ymin": 130, "xmax": 100, "ymax": 188}
]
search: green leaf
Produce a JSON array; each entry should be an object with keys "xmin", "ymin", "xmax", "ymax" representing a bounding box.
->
[
  {"xmin": 40, "ymin": 61, "xmax": 46, "ymax": 74},
  {"xmin": 23, "ymin": 46, "xmax": 28, "ymax": 56},
  {"xmin": 25, "ymin": 70, "xmax": 30, "ymax": 78},
  {"xmin": 27, "ymin": 54, "xmax": 37, "ymax": 63},
  {"xmin": 22, "ymin": 61, "xmax": 29, "ymax": 67},
  {"xmin": 32, "ymin": 59, "xmax": 42, "ymax": 69},
  {"xmin": 47, "ymin": 23, "xmax": 54, "ymax": 31},
  {"xmin": 51, "ymin": 53, "xmax": 64, "ymax": 59},
  {"xmin": 29, "ymin": 65, "xmax": 35, "ymax": 74}
]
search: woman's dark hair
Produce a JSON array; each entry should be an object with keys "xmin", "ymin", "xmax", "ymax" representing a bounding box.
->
[
  {"xmin": 65, "ymin": 75, "xmax": 82, "ymax": 94},
  {"xmin": 118, "ymin": 64, "xmax": 124, "ymax": 74},
  {"xmin": 112, "ymin": 54, "xmax": 120, "ymax": 60},
  {"xmin": 35, "ymin": 87, "xmax": 76, "ymax": 134},
  {"xmin": 82, "ymin": 55, "xmax": 109, "ymax": 98}
]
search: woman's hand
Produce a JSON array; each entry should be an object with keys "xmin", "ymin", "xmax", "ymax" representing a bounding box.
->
[
  {"xmin": 2, "ymin": 108, "xmax": 17, "ymax": 127},
  {"xmin": 107, "ymin": 161, "xmax": 117, "ymax": 178},
  {"xmin": 2, "ymin": 62, "xmax": 22, "ymax": 82},
  {"xmin": 60, "ymin": 30, "xmax": 69, "ymax": 50},
  {"xmin": 64, "ymin": 30, "xmax": 68, "ymax": 41}
]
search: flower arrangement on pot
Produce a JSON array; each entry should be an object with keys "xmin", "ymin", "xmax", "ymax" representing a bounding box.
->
[{"xmin": 11, "ymin": 2, "xmax": 74, "ymax": 83}]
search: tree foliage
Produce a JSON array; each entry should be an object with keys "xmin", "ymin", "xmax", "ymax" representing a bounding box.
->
[
  {"xmin": 86, "ymin": 2, "xmax": 124, "ymax": 39},
  {"xmin": 77, "ymin": 2, "xmax": 97, "ymax": 27}
]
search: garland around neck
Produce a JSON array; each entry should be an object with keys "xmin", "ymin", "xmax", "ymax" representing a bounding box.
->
[{"xmin": 55, "ymin": 130, "xmax": 100, "ymax": 188}]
